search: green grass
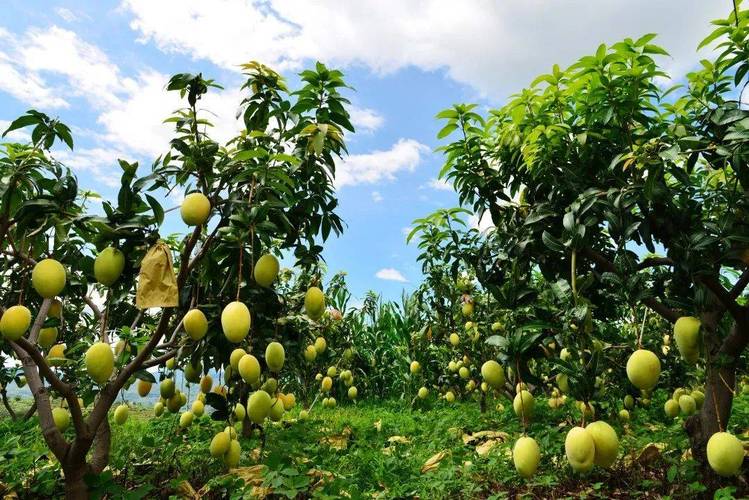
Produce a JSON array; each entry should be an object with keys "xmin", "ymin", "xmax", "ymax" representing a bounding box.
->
[{"xmin": 0, "ymin": 391, "xmax": 747, "ymax": 499}]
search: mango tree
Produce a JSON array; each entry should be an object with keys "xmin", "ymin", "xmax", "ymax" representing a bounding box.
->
[
  {"xmin": 436, "ymin": 6, "xmax": 749, "ymax": 480},
  {"xmin": 0, "ymin": 60, "xmax": 354, "ymax": 498}
]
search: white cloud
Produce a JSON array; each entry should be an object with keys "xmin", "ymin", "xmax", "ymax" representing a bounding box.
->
[
  {"xmin": 336, "ymin": 138, "xmax": 429, "ymax": 188},
  {"xmin": 427, "ymin": 178, "xmax": 453, "ymax": 191},
  {"xmin": 19, "ymin": 26, "xmax": 135, "ymax": 108},
  {"xmin": 53, "ymin": 148, "xmax": 127, "ymax": 188},
  {"xmin": 0, "ymin": 25, "xmax": 246, "ymax": 178},
  {"xmin": 98, "ymin": 70, "xmax": 244, "ymax": 157},
  {"xmin": 375, "ymin": 267, "xmax": 408, "ymax": 283},
  {"xmin": 0, "ymin": 29, "xmax": 68, "ymax": 109},
  {"xmin": 349, "ymin": 105, "xmax": 384, "ymax": 133},
  {"xmin": 469, "ymin": 211, "xmax": 494, "ymax": 233},
  {"xmin": 122, "ymin": 0, "xmax": 726, "ymax": 98},
  {"xmin": 55, "ymin": 7, "xmax": 79, "ymax": 22},
  {"xmin": 371, "ymin": 190, "xmax": 383, "ymax": 202}
]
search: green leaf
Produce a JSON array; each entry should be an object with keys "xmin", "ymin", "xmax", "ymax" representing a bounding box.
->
[
  {"xmin": 437, "ymin": 123, "xmax": 458, "ymax": 139},
  {"xmin": 145, "ymin": 194, "xmax": 164, "ymax": 226},
  {"xmin": 2, "ymin": 113, "xmax": 41, "ymax": 138},
  {"xmin": 542, "ymin": 231, "xmax": 565, "ymax": 252},
  {"xmin": 133, "ymin": 370, "xmax": 156, "ymax": 384}
]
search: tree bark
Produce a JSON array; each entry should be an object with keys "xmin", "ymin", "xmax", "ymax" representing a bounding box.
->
[
  {"xmin": 685, "ymin": 319, "xmax": 748, "ymax": 477},
  {"xmin": 62, "ymin": 462, "xmax": 89, "ymax": 500},
  {"xmin": 90, "ymin": 419, "xmax": 111, "ymax": 474}
]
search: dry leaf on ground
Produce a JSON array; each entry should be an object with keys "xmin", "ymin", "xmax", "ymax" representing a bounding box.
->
[{"xmin": 421, "ymin": 450, "xmax": 448, "ymax": 473}]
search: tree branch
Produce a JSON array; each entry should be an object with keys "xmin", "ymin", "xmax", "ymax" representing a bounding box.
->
[
  {"xmin": 82, "ymin": 293, "xmax": 103, "ymax": 321},
  {"xmin": 1, "ymin": 388, "xmax": 17, "ymax": 420},
  {"xmin": 88, "ymin": 222, "xmax": 208, "ymax": 436},
  {"xmin": 12, "ymin": 337, "xmax": 85, "ymax": 435},
  {"xmin": 696, "ymin": 274, "xmax": 747, "ymax": 323},
  {"xmin": 580, "ymin": 247, "xmax": 681, "ymax": 323},
  {"xmin": 637, "ymin": 257, "xmax": 675, "ymax": 270},
  {"xmin": 87, "ymin": 309, "xmax": 174, "ymax": 431},
  {"xmin": 23, "ymin": 400, "xmax": 37, "ymax": 420},
  {"xmin": 129, "ymin": 310, "xmax": 143, "ymax": 331},
  {"xmin": 143, "ymin": 348, "xmax": 180, "ymax": 369},
  {"xmin": 729, "ymin": 267, "xmax": 749, "ymax": 300},
  {"xmin": 9, "ymin": 341, "xmax": 69, "ymax": 459},
  {"xmin": 27, "ymin": 298, "xmax": 51, "ymax": 344},
  {"xmin": 187, "ymin": 218, "xmax": 226, "ymax": 273}
]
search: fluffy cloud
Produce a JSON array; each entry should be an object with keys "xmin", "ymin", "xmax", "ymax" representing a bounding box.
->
[
  {"xmin": 18, "ymin": 26, "xmax": 136, "ymax": 108},
  {"xmin": 469, "ymin": 211, "xmax": 494, "ymax": 233},
  {"xmin": 121, "ymin": 0, "xmax": 726, "ymax": 98},
  {"xmin": 55, "ymin": 7, "xmax": 79, "ymax": 22},
  {"xmin": 336, "ymin": 138, "xmax": 429, "ymax": 188},
  {"xmin": 427, "ymin": 178, "xmax": 453, "ymax": 191},
  {"xmin": 53, "ymin": 147, "xmax": 128, "ymax": 188},
  {"xmin": 349, "ymin": 105, "xmax": 384, "ymax": 133},
  {"xmin": 375, "ymin": 267, "xmax": 408, "ymax": 283},
  {"xmin": 371, "ymin": 191, "xmax": 383, "ymax": 202},
  {"xmin": 0, "ymin": 28, "xmax": 69, "ymax": 109},
  {"xmin": 0, "ymin": 25, "xmax": 246, "ymax": 168}
]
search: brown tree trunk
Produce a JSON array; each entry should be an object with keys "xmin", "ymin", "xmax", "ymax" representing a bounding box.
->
[
  {"xmin": 62, "ymin": 462, "xmax": 89, "ymax": 500},
  {"xmin": 685, "ymin": 319, "xmax": 748, "ymax": 478}
]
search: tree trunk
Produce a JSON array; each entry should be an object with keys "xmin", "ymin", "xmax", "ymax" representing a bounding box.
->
[
  {"xmin": 62, "ymin": 462, "xmax": 89, "ymax": 500},
  {"xmin": 685, "ymin": 319, "xmax": 748, "ymax": 478}
]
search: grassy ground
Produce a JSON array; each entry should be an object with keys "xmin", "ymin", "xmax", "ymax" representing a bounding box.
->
[{"xmin": 0, "ymin": 390, "xmax": 747, "ymax": 499}]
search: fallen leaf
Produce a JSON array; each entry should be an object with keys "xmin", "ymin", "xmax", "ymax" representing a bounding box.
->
[
  {"xmin": 175, "ymin": 480, "xmax": 199, "ymax": 499},
  {"xmin": 421, "ymin": 450, "xmax": 448, "ymax": 473},
  {"xmin": 373, "ymin": 420, "xmax": 382, "ymax": 432},
  {"xmin": 475, "ymin": 439, "xmax": 501, "ymax": 456},
  {"xmin": 308, "ymin": 468, "xmax": 335, "ymax": 490},
  {"xmin": 626, "ymin": 442, "xmax": 667, "ymax": 467},
  {"xmin": 230, "ymin": 465, "xmax": 266, "ymax": 485},
  {"xmin": 321, "ymin": 427, "xmax": 352, "ymax": 450},
  {"xmin": 462, "ymin": 430, "xmax": 508, "ymax": 445},
  {"xmin": 388, "ymin": 435, "xmax": 411, "ymax": 444}
]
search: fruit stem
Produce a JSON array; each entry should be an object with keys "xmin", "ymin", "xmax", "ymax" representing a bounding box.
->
[
  {"xmin": 637, "ymin": 307, "xmax": 647, "ymax": 349},
  {"xmin": 100, "ymin": 290, "xmax": 111, "ymax": 344},
  {"xmin": 570, "ymin": 249, "xmax": 577, "ymax": 305},
  {"xmin": 236, "ymin": 243, "xmax": 243, "ymax": 301},
  {"xmin": 516, "ymin": 359, "xmax": 527, "ymax": 434}
]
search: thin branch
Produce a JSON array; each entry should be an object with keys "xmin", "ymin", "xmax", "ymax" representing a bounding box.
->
[
  {"xmin": 88, "ymin": 310, "xmax": 174, "ymax": 430},
  {"xmin": 580, "ymin": 247, "xmax": 681, "ymax": 323},
  {"xmin": 696, "ymin": 274, "xmax": 746, "ymax": 322},
  {"xmin": 187, "ymin": 218, "xmax": 226, "ymax": 273},
  {"xmin": 129, "ymin": 310, "xmax": 143, "ymax": 331},
  {"xmin": 23, "ymin": 400, "xmax": 37, "ymax": 420},
  {"xmin": 27, "ymin": 298, "xmax": 51, "ymax": 344},
  {"xmin": 143, "ymin": 348, "xmax": 180, "ymax": 369},
  {"xmin": 637, "ymin": 257, "xmax": 675, "ymax": 270},
  {"xmin": 729, "ymin": 267, "xmax": 749, "ymax": 300},
  {"xmin": 82, "ymin": 294, "xmax": 103, "ymax": 320},
  {"xmin": 1, "ymin": 388, "xmax": 17, "ymax": 420},
  {"xmin": 166, "ymin": 319, "xmax": 184, "ymax": 345}
]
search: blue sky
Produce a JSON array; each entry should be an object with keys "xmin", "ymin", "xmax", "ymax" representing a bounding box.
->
[{"xmin": 0, "ymin": 1, "xmax": 728, "ymax": 303}]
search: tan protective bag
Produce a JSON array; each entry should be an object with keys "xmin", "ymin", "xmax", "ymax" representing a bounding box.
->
[{"xmin": 136, "ymin": 240, "xmax": 178, "ymax": 309}]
